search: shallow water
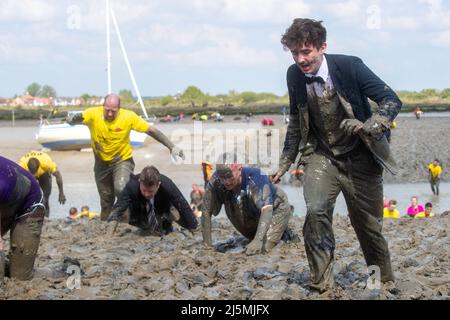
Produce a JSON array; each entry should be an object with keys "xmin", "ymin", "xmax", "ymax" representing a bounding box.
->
[{"xmin": 46, "ymin": 181, "xmax": 450, "ymax": 219}]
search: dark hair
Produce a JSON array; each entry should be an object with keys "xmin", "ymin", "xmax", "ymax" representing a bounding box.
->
[
  {"xmin": 388, "ymin": 199, "xmax": 397, "ymax": 205},
  {"xmin": 281, "ymin": 18, "xmax": 327, "ymax": 50},
  {"xmin": 425, "ymin": 202, "xmax": 432, "ymax": 208},
  {"xmin": 139, "ymin": 166, "xmax": 160, "ymax": 187},
  {"xmin": 69, "ymin": 207, "xmax": 78, "ymax": 215},
  {"xmin": 27, "ymin": 158, "xmax": 40, "ymax": 175}
]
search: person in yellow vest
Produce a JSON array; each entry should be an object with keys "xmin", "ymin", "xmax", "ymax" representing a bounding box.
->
[
  {"xmin": 19, "ymin": 150, "xmax": 66, "ymax": 217},
  {"xmin": 67, "ymin": 93, "xmax": 184, "ymax": 220},
  {"xmin": 428, "ymin": 159, "xmax": 442, "ymax": 195},
  {"xmin": 383, "ymin": 199, "xmax": 400, "ymax": 219},
  {"xmin": 79, "ymin": 205, "xmax": 99, "ymax": 219},
  {"xmin": 415, "ymin": 202, "xmax": 434, "ymax": 218}
]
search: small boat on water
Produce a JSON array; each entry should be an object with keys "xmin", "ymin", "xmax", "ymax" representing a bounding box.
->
[{"xmin": 36, "ymin": 121, "xmax": 148, "ymax": 151}]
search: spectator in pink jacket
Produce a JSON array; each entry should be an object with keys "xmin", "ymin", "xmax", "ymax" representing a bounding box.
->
[{"xmin": 407, "ymin": 196, "xmax": 424, "ymax": 217}]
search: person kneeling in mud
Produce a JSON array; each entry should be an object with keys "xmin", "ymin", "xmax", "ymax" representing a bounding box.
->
[
  {"xmin": 0, "ymin": 156, "xmax": 46, "ymax": 284},
  {"xmin": 107, "ymin": 166, "xmax": 198, "ymax": 236},
  {"xmin": 202, "ymin": 160, "xmax": 293, "ymax": 255}
]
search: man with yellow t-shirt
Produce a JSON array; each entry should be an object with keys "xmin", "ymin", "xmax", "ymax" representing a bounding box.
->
[
  {"xmin": 428, "ymin": 159, "xmax": 442, "ymax": 195},
  {"xmin": 415, "ymin": 202, "xmax": 434, "ymax": 218},
  {"xmin": 383, "ymin": 199, "xmax": 400, "ymax": 219},
  {"xmin": 68, "ymin": 93, "xmax": 184, "ymax": 220},
  {"xmin": 19, "ymin": 150, "xmax": 66, "ymax": 217}
]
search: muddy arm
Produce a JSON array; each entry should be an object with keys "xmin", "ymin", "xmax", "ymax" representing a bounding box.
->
[
  {"xmin": 52, "ymin": 170, "xmax": 66, "ymax": 204},
  {"xmin": 201, "ymin": 181, "xmax": 223, "ymax": 247}
]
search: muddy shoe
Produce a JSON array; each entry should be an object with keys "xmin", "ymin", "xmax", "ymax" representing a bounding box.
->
[{"xmin": 382, "ymin": 280, "xmax": 400, "ymax": 295}]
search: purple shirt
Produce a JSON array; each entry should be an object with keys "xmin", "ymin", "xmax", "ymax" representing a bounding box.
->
[
  {"xmin": 407, "ymin": 205, "xmax": 424, "ymax": 217},
  {"xmin": 0, "ymin": 156, "xmax": 42, "ymax": 214}
]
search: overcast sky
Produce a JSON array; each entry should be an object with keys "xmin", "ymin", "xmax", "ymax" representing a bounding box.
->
[{"xmin": 1, "ymin": 0, "xmax": 449, "ymax": 98}]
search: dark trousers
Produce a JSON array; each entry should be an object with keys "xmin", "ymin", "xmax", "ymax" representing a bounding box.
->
[
  {"xmin": 430, "ymin": 177, "xmax": 440, "ymax": 195},
  {"xmin": 38, "ymin": 172, "xmax": 52, "ymax": 217},
  {"xmin": 1, "ymin": 187, "xmax": 46, "ymax": 281},
  {"xmin": 302, "ymin": 148, "xmax": 394, "ymax": 291},
  {"xmin": 94, "ymin": 158, "xmax": 135, "ymax": 221}
]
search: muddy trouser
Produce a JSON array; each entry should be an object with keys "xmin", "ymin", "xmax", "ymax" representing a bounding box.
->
[
  {"xmin": 94, "ymin": 158, "xmax": 135, "ymax": 221},
  {"xmin": 264, "ymin": 187, "xmax": 292, "ymax": 252},
  {"xmin": 430, "ymin": 177, "xmax": 440, "ymax": 195},
  {"xmin": 1, "ymin": 196, "xmax": 45, "ymax": 282},
  {"xmin": 38, "ymin": 172, "xmax": 52, "ymax": 217},
  {"xmin": 302, "ymin": 149, "xmax": 394, "ymax": 291},
  {"xmin": 222, "ymin": 192, "xmax": 291, "ymax": 252}
]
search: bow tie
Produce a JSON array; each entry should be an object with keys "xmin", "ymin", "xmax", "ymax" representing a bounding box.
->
[{"xmin": 305, "ymin": 75, "xmax": 325, "ymax": 84}]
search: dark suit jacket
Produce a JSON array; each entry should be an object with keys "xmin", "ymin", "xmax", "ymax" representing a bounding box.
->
[
  {"xmin": 282, "ymin": 54, "xmax": 402, "ymax": 172},
  {"xmin": 108, "ymin": 174, "xmax": 198, "ymax": 230}
]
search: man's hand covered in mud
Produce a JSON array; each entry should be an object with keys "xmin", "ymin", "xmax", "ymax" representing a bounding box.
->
[
  {"xmin": 340, "ymin": 114, "xmax": 390, "ymax": 140},
  {"xmin": 58, "ymin": 192, "xmax": 66, "ymax": 205},
  {"xmin": 271, "ymin": 157, "xmax": 292, "ymax": 184},
  {"xmin": 362, "ymin": 114, "xmax": 390, "ymax": 139},
  {"xmin": 170, "ymin": 146, "xmax": 185, "ymax": 161}
]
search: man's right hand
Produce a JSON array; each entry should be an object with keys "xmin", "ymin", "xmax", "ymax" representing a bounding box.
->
[
  {"xmin": 271, "ymin": 159, "xmax": 292, "ymax": 184},
  {"xmin": 107, "ymin": 221, "xmax": 119, "ymax": 236}
]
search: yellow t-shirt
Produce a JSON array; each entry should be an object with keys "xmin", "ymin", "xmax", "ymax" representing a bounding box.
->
[
  {"xmin": 428, "ymin": 164, "xmax": 442, "ymax": 178},
  {"xmin": 414, "ymin": 211, "xmax": 434, "ymax": 218},
  {"xmin": 80, "ymin": 210, "xmax": 99, "ymax": 219},
  {"xmin": 82, "ymin": 107, "xmax": 150, "ymax": 162},
  {"xmin": 383, "ymin": 208, "xmax": 400, "ymax": 219},
  {"xmin": 19, "ymin": 150, "xmax": 57, "ymax": 178}
]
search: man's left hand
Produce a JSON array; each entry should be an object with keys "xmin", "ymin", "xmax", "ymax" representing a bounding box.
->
[
  {"xmin": 171, "ymin": 146, "xmax": 185, "ymax": 160},
  {"xmin": 362, "ymin": 114, "xmax": 390, "ymax": 139},
  {"xmin": 58, "ymin": 193, "xmax": 66, "ymax": 205}
]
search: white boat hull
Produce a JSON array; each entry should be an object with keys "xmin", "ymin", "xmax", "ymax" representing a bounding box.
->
[{"xmin": 36, "ymin": 123, "xmax": 147, "ymax": 151}]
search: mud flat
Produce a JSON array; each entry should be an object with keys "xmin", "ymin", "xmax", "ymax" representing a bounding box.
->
[{"xmin": 0, "ymin": 212, "xmax": 449, "ymax": 300}]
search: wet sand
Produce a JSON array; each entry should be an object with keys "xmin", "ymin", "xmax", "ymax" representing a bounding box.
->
[{"xmin": 0, "ymin": 115, "xmax": 449, "ymax": 299}]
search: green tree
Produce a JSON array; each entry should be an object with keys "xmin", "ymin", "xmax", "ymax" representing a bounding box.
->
[
  {"xmin": 80, "ymin": 93, "xmax": 92, "ymax": 100},
  {"xmin": 181, "ymin": 86, "xmax": 205, "ymax": 101},
  {"xmin": 40, "ymin": 85, "xmax": 57, "ymax": 98},
  {"xmin": 440, "ymin": 88, "xmax": 450, "ymax": 99},
  {"xmin": 240, "ymin": 91, "xmax": 258, "ymax": 104},
  {"xmin": 420, "ymin": 88, "xmax": 438, "ymax": 97},
  {"xmin": 26, "ymin": 82, "xmax": 41, "ymax": 96},
  {"xmin": 160, "ymin": 95, "xmax": 174, "ymax": 106},
  {"xmin": 119, "ymin": 89, "xmax": 134, "ymax": 105}
]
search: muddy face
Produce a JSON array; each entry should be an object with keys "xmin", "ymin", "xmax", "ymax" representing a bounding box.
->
[{"xmin": 289, "ymin": 42, "xmax": 327, "ymax": 75}]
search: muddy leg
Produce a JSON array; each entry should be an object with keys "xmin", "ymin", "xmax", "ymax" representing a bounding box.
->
[
  {"xmin": 265, "ymin": 189, "xmax": 292, "ymax": 252},
  {"xmin": 38, "ymin": 172, "xmax": 52, "ymax": 217},
  {"xmin": 94, "ymin": 161, "xmax": 115, "ymax": 221},
  {"xmin": 9, "ymin": 207, "xmax": 45, "ymax": 280},
  {"xmin": 342, "ymin": 152, "xmax": 394, "ymax": 283},
  {"xmin": 303, "ymin": 153, "xmax": 341, "ymax": 292}
]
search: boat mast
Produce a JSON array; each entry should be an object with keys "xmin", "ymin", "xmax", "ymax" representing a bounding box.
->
[
  {"xmin": 109, "ymin": 5, "xmax": 149, "ymax": 120},
  {"xmin": 106, "ymin": 0, "xmax": 112, "ymax": 94}
]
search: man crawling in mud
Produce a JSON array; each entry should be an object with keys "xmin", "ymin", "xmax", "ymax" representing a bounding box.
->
[
  {"xmin": 0, "ymin": 156, "xmax": 46, "ymax": 284},
  {"xmin": 107, "ymin": 165, "xmax": 198, "ymax": 236},
  {"xmin": 201, "ymin": 155, "xmax": 293, "ymax": 255}
]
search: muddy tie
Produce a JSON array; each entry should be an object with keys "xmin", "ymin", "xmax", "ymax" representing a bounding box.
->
[{"xmin": 147, "ymin": 200, "xmax": 159, "ymax": 232}]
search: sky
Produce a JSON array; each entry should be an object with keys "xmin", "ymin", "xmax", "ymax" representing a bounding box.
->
[{"xmin": 1, "ymin": 0, "xmax": 449, "ymax": 98}]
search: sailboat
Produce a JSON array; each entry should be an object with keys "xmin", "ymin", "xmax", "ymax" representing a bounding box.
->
[{"xmin": 36, "ymin": 0, "xmax": 151, "ymax": 151}]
